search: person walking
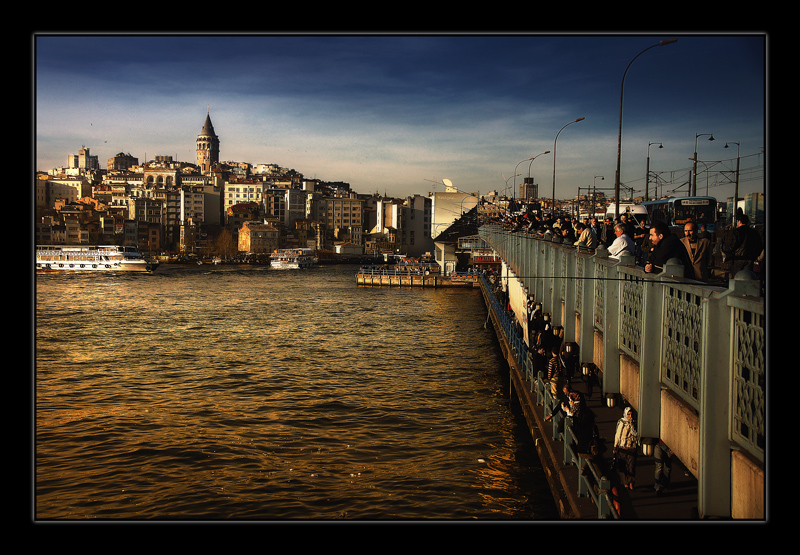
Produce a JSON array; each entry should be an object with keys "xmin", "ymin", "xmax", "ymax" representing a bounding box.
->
[{"xmin": 614, "ymin": 406, "xmax": 639, "ymax": 491}]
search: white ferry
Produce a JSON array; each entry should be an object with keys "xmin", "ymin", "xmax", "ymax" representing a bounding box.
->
[
  {"xmin": 35, "ymin": 245, "xmax": 159, "ymax": 273},
  {"xmin": 270, "ymin": 248, "xmax": 318, "ymax": 269}
]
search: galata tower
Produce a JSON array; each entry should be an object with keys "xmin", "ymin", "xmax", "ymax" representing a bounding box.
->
[{"xmin": 196, "ymin": 109, "xmax": 220, "ymax": 174}]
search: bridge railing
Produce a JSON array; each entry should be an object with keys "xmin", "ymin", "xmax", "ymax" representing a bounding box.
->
[{"xmin": 478, "ymin": 223, "xmax": 765, "ymax": 518}]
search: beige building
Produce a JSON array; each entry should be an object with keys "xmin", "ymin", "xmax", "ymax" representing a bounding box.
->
[
  {"xmin": 321, "ymin": 196, "xmax": 364, "ymax": 245},
  {"xmin": 238, "ymin": 221, "xmax": 279, "ymax": 254}
]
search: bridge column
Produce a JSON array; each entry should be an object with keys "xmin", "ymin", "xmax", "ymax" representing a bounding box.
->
[{"xmin": 698, "ymin": 270, "xmax": 760, "ymax": 518}]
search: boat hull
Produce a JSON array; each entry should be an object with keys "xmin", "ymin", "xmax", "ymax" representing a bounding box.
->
[
  {"xmin": 269, "ymin": 248, "xmax": 317, "ymax": 270},
  {"xmin": 36, "ymin": 261, "xmax": 159, "ymax": 272},
  {"xmin": 35, "ymin": 245, "xmax": 159, "ymax": 273}
]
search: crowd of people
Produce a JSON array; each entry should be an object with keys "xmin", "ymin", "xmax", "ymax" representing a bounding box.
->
[
  {"xmin": 481, "ymin": 204, "xmax": 766, "ymax": 499},
  {"xmin": 487, "ymin": 204, "xmax": 764, "ymax": 286}
]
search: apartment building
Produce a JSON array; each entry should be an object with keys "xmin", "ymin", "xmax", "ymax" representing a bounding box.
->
[{"xmin": 238, "ymin": 221, "xmax": 279, "ymax": 254}]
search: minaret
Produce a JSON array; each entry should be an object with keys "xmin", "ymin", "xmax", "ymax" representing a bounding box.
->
[{"xmin": 196, "ymin": 108, "xmax": 220, "ymax": 174}]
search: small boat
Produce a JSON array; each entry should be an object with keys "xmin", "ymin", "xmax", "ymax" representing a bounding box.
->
[
  {"xmin": 270, "ymin": 248, "xmax": 318, "ymax": 269},
  {"xmin": 36, "ymin": 245, "xmax": 159, "ymax": 273}
]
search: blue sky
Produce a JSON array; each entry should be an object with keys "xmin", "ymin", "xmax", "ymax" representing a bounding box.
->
[{"xmin": 35, "ymin": 33, "xmax": 766, "ymax": 202}]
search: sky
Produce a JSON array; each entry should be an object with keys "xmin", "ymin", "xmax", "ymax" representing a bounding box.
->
[{"xmin": 34, "ymin": 33, "xmax": 766, "ymax": 203}]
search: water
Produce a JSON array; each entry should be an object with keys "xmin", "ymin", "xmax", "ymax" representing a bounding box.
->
[{"xmin": 34, "ymin": 263, "xmax": 557, "ymax": 520}]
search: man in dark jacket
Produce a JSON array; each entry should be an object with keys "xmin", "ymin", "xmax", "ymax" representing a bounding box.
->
[
  {"xmin": 645, "ymin": 221, "xmax": 692, "ymax": 277},
  {"xmin": 727, "ymin": 212, "xmax": 762, "ymax": 275}
]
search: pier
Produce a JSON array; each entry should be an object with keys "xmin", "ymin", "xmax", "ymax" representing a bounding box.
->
[
  {"xmin": 477, "ymin": 224, "xmax": 765, "ymax": 520},
  {"xmin": 356, "ymin": 264, "xmax": 480, "ymax": 288}
]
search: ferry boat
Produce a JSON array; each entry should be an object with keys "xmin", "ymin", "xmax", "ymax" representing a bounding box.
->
[
  {"xmin": 35, "ymin": 245, "xmax": 159, "ymax": 273},
  {"xmin": 270, "ymin": 248, "xmax": 318, "ymax": 269}
]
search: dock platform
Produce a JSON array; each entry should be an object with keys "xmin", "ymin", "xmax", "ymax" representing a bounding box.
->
[{"xmin": 356, "ymin": 266, "xmax": 480, "ymax": 288}]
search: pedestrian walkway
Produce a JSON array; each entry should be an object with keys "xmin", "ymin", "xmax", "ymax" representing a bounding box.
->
[
  {"xmin": 481, "ymin": 275, "xmax": 699, "ymax": 520},
  {"xmin": 523, "ymin": 367, "xmax": 700, "ymax": 520}
]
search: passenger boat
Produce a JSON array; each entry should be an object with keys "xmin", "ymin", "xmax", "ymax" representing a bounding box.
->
[
  {"xmin": 35, "ymin": 245, "xmax": 159, "ymax": 273},
  {"xmin": 270, "ymin": 248, "xmax": 318, "ymax": 269}
]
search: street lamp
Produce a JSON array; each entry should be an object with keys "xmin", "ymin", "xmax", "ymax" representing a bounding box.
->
[
  {"xmin": 528, "ymin": 150, "xmax": 551, "ymax": 179},
  {"xmin": 646, "ymin": 142, "xmax": 663, "ymax": 202},
  {"xmin": 725, "ymin": 141, "xmax": 741, "ymax": 223},
  {"xmin": 524, "ymin": 150, "xmax": 550, "ymax": 201},
  {"xmin": 593, "ymin": 175, "xmax": 604, "ymax": 218},
  {"xmin": 693, "ymin": 133, "xmax": 715, "ymax": 195},
  {"xmin": 552, "ymin": 118, "xmax": 585, "ymax": 216},
  {"xmin": 513, "ymin": 158, "xmax": 533, "ymax": 202},
  {"xmin": 614, "ymin": 38, "xmax": 678, "ymax": 218}
]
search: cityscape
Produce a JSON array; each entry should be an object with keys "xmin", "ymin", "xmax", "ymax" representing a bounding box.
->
[
  {"xmin": 33, "ymin": 105, "xmax": 764, "ymax": 264},
  {"xmin": 33, "ymin": 34, "xmax": 767, "ymax": 521},
  {"xmin": 34, "ymin": 34, "xmax": 765, "ymax": 266}
]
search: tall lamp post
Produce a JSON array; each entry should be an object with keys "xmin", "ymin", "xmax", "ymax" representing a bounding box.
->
[
  {"xmin": 614, "ymin": 38, "xmax": 678, "ymax": 218},
  {"xmin": 593, "ymin": 175, "xmax": 604, "ymax": 218},
  {"xmin": 693, "ymin": 133, "xmax": 715, "ymax": 195},
  {"xmin": 513, "ymin": 158, "xmax": 533, "ymax": 202},
  {"xmin": 646, "ymin": 142, "xmax": 663, "ymax": 202},
  {"xmin": 525, "ymin": 150, "xmax": 550, "ymax": 200},
  {"xmin": 725, "ymin": 141, "xmax": 741, "ymax": 223},
  {"xmin": 552, "ymin": 118, "xmax": 585, "ymax": 216}
]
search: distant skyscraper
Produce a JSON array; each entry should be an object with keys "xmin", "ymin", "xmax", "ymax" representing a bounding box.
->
[{"xmin": 196, "ymin": 110, "xmax": 220, "ymax": 174}]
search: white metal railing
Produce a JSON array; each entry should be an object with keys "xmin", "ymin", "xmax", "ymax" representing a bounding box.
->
[{"xmin": 478, "ymin": 223, "xmax": 765, "ymax": 509}]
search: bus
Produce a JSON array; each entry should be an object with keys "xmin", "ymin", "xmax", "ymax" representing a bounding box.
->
[
  {"xmin": 642, "ymin": 196, "xmax": 717, "ymax": 234},
  {"xmin": 604, "ymin": 203, "xmax": 649, "ymax": 226}
]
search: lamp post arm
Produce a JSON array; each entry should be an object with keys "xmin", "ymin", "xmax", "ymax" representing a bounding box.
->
[{"xmin": 614, "ymin": 38, "xmax": 677, "ymax": 218}]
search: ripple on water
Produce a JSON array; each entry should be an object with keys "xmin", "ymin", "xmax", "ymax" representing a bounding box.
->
[{"xmin": 35, "ymin": 265, "xmax": 558, "ymax": 520}]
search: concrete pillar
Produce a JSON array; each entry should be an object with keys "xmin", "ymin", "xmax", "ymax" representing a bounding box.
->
[
  {"xmin": 698, "ymin": 270, "xmax": 760, "ymax": 518},
  {"xmin": 563, "ymin": 249, "xmax": 577, "ymax": 344},
  {"xmin": 579, "ymin": 250, "xmax": 597, "ymax": 368},
  {"xmin": 602, "ymin": 256, "xmax": 620, "ymax": 399},
  {"xmin": 636, "ymin": 257, "xmax": 675, "ymax": 440}
]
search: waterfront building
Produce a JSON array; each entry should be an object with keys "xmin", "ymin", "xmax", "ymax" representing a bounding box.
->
[
  {"xmin": 264, "ymin": 187, "xmax": 308, "ymax": 229},
  {"xmin": 238, "ymin": 221, "xmax": 279, "ymax": 254},
  {"xmin": 224, "ymin": 179, "xmax": 267, "ymax": 210},
  {"xmin": 35, "ymin": 176, "xmax": 88, "ymax": 218},
  {"xmin": 321, "ymin": 196, "xmax": 364, "ymax": 246}
]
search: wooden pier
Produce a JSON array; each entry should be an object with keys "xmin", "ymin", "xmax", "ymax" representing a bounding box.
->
[{"xmin": 355, "ymin": 268, "xmax": 480, "ymax": 288}]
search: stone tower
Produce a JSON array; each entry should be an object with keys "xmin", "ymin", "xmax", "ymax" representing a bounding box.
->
[{"xmin": 196, "ymin": 109, "xmax": 220, "ymax": 174}]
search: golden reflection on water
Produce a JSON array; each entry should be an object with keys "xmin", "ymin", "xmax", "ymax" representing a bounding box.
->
[{"xmin": 35, "ymin": 265, "xmax": 557, "ymax": 519}]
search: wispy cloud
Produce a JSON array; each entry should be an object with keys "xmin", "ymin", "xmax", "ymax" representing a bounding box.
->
[{"xmin": 35, "ymin": 34, "xmax": 765, "ymax": 200}]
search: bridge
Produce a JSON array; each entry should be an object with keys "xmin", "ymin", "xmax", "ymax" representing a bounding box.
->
[{"xmin": 477, "ymin": 223, "xmax": 765, "ymax": 520}]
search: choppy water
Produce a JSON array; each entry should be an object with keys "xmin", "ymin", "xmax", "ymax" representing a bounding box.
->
[{"xmin": 34, "ymin": 263, "xmax": 557, "ymax": 520}]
